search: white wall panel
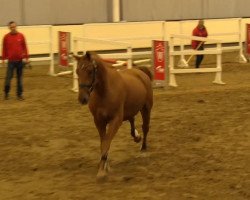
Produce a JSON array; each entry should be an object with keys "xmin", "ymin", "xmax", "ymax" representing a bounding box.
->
[
  {"xmin": 122, "ymin": 0, "xmax": 250, "ymax": 21},
  {"xmin": 23, "ymin": 0, "xmax": 53, "ymax": 25},
  {"xmin": 51, "ymin": 0, "xmax": 108, "ymax": 24}
]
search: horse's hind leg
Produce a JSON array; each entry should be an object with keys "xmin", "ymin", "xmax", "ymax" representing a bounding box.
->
[
  {"xmin": 129, "ymin": 117, "xmax": 141, "ymax": 143},
  {"xmin": 140, "ymin": 105, "xmax": 151, "ymax": 151}
]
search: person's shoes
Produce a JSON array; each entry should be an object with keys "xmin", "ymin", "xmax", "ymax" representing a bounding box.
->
[{"xmin": 17, "ymin": 95, "xmax": 25, "ymax": 101}]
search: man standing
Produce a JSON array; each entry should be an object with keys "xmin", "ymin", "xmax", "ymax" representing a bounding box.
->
[
  {"xmin": 191, "ymin": 19, "xmax": 208, "ymax": 68},
  {"xmin": 2, "ymin": 21, "xmax": 29, "ymax": 100}
]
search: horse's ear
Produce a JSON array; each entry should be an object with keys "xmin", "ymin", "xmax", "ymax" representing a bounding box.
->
[
  {"xmin": 85, "ymin": 51, "xmax": 100, "ymax": 67},
  {"xmin": 85, "ymin": 51, "xmax": 98, "ymax": 61},
  {"xmin": 85, "ymin": 51, "xmax": 92, "ymax": 61}
]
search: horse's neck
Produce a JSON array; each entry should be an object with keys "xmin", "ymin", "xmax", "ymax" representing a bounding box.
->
[{"xmin": 95, "ymin": 62, "xmax": 109, "ymax": 95}]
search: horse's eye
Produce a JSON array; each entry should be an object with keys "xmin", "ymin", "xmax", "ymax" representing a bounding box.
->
[{"xmin": 88, "ymin": 69, "xmax": 93, "ymax": 75}]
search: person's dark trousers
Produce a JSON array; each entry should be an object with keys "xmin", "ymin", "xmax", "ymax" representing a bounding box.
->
[
  {"xmin": 4, "ymin": 61, "xmax": 23, "ymax": 97},
  {"xmin": 195, "ymin": 46, "xmax": 204, "ymax": 68}
]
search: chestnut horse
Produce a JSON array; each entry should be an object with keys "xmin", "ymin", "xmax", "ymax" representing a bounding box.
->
[{"xmin": 74, "ymin": 52, "xmax": 153, "ymax": 181}]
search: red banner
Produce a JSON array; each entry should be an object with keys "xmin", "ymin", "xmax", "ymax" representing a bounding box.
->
[
  {"xmin": 58, "ymin": 31, "xmax": 70, "ymax": 67},
  {"xmin": 153, "ymin": 40, "xmax": 167, "ymax": 81},
  {"xmin": 246, "ymin": 24, "xmax": 250, "ymax": 55}
]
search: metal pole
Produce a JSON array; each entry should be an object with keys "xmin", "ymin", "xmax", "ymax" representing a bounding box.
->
[
  {"xmin": 112, "ymin": 0, "xmax": 120, "ymax": 22},
  {"xmin": 127, "ymin": 46, "xmax": 132, "ymax": 69},
  {"xmin": 49, "ymin": 26, "xmax": 55, "ymax": 76}
]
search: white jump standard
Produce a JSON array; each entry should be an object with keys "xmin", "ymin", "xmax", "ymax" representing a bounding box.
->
[
  {"xmin": 178, "ymin": 18, "xmax": 247, "ymax": 67},
  {"xmin": 169, "ymin": 34, "xmax": 226, "ymax": 87}
]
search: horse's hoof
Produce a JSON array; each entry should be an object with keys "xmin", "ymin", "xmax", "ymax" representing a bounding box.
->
[
  {"xmin": 104, "ymin": 161, "xmax": 111, "ymax": 172},
  {"xmin": 140, "ymin": 147, "xmax": 147, "ymax": 152},
  {"xmin": 134, "ymin": 135, "xmax": 141, "ymax": 143},
  {"xmin": 134, "ymin": 129, "xmax": 141, "ymax": 143},
  {"xmin": 140, "ymin": 144, "xmax": 147, "ymax": 151},
  {"xmin": 96, "ymin": 171, "xmax": 108, "ymax": 183}
]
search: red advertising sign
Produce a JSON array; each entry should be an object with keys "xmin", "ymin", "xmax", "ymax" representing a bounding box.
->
[
  {"xmin": 153, "ymin": 40, "xmax": 167, "ymax": 82},
  {"xmin": 246, "ymin": 24, "xmax": 250, "ymax": 56},
  {"xmin": 59, "ymin": 31, "xmax": 70, "ymax": 67}
]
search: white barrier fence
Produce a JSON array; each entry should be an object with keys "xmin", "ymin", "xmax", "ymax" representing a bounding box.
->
[
  {"xmin": 82, "ymin": 21, "xmax": 165, "ymax": 50},
  {"xmin": 169, "ymin": 34, "xmax": 225, "ymax": 87},
  {"xmin": 71, "ymin": 37, "xmax": 132, "ymax": 92},
  {"xmin": 70, "ymin": 35, "xmax": 159, "ymax": 92},
  {"xmin": 0, "ymin": 25, "xmax": 54, "ymax": 75},
  {"xmin": 0, "ymin": 20, "xmax": 247, "ymax": 91},
  {"xmin": 178, "ymin": 18, "xmax": 247, "ymax": 67}
]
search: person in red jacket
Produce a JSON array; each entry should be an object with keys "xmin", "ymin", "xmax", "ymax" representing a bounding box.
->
[
  {"xmin": 2, "ymin": 21, "xmax": 29, "ymax": 100},
  {"xmin": 191, "ymin": 20, "xmax": 208, "ymax": 68}
]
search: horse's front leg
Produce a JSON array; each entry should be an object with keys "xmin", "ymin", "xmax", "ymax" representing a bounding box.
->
[
  {"xmin": 97, "ymin": 115, "xmax": 123, "ymax": 182},
  {"xmin": 94, "ymin": 118, "xmax": 108, "ymax": 180}
]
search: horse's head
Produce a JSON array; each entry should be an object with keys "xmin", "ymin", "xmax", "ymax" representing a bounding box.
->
[{"xmin": 74, "ymin": 51, "xmax": 98, "ymax": 105}]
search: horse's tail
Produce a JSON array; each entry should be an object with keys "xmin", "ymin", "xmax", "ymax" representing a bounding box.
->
[{"xmin": 138, "ymin": 66, "xmax": 153, "ymax": 81}]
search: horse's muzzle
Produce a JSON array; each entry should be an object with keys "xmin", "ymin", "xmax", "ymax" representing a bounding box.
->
[{"xmin": 78, "ymin": 95, "xmax": 89, "ymax": 105}]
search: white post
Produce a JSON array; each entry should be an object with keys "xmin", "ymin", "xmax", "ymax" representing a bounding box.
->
[
  {"xmin": 162, "ymin": 21, "xmax": 166, "ymax": 41},
  {"xmin": 72, "ymin": 39, "xmax": 79, "ymax": 92},
  {"xmin": 49, "ymin": 26, "xmax": 55, "ymax": 76},
  {"xmin": 238, "ymin": 18, "xmax": 247, "ymax": 63},
  {"xmin": 127, "ymin": 46, "xmax": 133, "ymax": 69},
  {"xmin": 169, "ymin": 36, "xmax": 177, "ymax": 87},
  {"xmin": 178, "ymin": 21, "xmax": 188, "ymax": 68},
  {"xmin": 213, "ymin": 43, "xmax": 225, "ymax": 85},
  {"xmin": 112, "ymin": 0, "xmax": 120, "ymax": 22}
]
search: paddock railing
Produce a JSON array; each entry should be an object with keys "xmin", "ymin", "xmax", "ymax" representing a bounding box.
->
[
  {"xmin": 169, "ymin": 34, "xmax": 225, "ymax": 87},
  {"xmin": 72, "ymin": 37, "xmax": 133, "ymax": 92},
  {"xmin": 178, "ymin": 18, "xmax": 247, "ymax": 67},
  {"xmin": 0, "ymin": 25, "xmax": 54, "ymax": 75}
]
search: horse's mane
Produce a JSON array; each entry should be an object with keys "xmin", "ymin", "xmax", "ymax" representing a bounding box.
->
[
  {"xmin": 135, "ymin": 66, "xmax": 153, "ymax": 81},
  {"xmin": 87, "ymin": 51, "xmax": 116, "ymax": 69},
  {"xmin": 74, "ymin": 51, "xmax": 107, "ymax": 71},
  {"xmin": 87, "ymin": 51, "xmax": 103, "ymax": 64}
]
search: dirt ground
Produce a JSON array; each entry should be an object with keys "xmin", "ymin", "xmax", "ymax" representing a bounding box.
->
[{"xmin": 0, "ymin": 52, "xmax": 249, "ymax": 200}]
